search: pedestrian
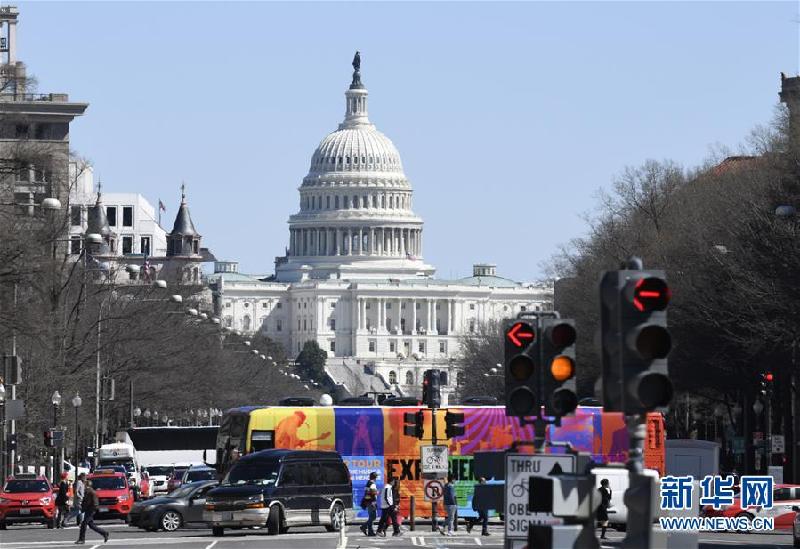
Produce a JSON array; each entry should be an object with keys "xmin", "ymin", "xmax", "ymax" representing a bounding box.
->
[
  {"xmin": 466, "ymin": 477, "xmax": 490, "ymax": 536},
  {"xmin": 376, "ymin": 478, "xmax": 401, "ymax": 537},
  {"xmin": 66, "ymin": 473, "xmax": 85, "ymax": 527},
  {"xmin": 440, "ymin": 474, "xmax": 457, "ymax": 536},
  {"xmin": 75, "ymin": 479, "xmax": 109, "ymax": 544},
  {"xmin": 55, "ymin": 472, "xmax": 70, "ymax": 528},
  {"xmin": 597, "ymin": 478, "xmax": 612, "ymax": 540},
  {"xmin": 359, "ymin": 471, "xmax": 379, "ymax": 536},
  {"xmin": 129, "ymin": 477, "xmax": 141, "ymax": 502}
]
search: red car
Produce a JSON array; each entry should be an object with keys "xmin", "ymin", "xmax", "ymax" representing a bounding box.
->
[
  {"xmin": 702, "ymin": 483, "xmax": 800, "ymax": 530},
  {"xmin": 87, "ymin": 471, "xmax": 134, "ymax": 520},
  {"xmin": 0, "ymin": 473, "xmax": 56, "ymax": 529}
]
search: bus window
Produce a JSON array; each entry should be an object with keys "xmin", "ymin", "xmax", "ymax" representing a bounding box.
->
[{"xmin": 251, "ymin": 430, "xmax": 275, "ymax": 451}]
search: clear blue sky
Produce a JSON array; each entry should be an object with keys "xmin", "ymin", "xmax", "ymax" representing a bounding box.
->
[{"xmin": 21, "ymin": 2, "xmax": 799, "ymax": 281}]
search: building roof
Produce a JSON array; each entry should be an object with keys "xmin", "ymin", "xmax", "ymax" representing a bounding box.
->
[{"xmin": 170, "ymin": 186, "xmax": 200, "ymax": 237}]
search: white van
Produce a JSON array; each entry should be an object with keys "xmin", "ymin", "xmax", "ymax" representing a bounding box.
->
[{"xmin": 97, "ymin": 442, "xmax": 142, "ymax": 488}]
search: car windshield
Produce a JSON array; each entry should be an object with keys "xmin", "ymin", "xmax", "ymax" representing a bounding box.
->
[
  {"xmin": 90, "ymin": 476, "xmax": 126, "ymax": 490},
  {"xmin": 3, "ymin": 480, "xmax": 49, "ymax": 493},
  {"xmin": 223, "ymin": 459, "xmax": 279, "ymax": 486},
  {"xmin": 146, "ymin": 466, "xmax": 173, "ymax": 476},
  {"xmin": 172, "ymin": 468, "xmax": 189, "ymax": 479},
  {"xmin": 186, "ymin": 469, "xmax": 216, "ymax": 482},
  {"xmin": 167, "ymin": 484, "xmax": 197, "ymax": 499}
]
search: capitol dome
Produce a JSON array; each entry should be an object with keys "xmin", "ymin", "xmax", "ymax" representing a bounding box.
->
[{"xmin": 276, "ymin": 53, "xmax": 434, "ymax": 283}]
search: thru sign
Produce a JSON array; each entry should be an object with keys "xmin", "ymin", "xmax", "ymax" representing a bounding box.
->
[
  {"xmin": 421, "ymin": 445, "xmax": 449, "ymax": 474},
  {"xmin": 504, "ymin": 453, "xmax": 576, "ymax": 541}
]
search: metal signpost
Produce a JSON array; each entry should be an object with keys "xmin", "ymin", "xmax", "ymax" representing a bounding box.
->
[{"xmin": 504, "ymin": 452, "xmax": 576, "ymax": 547}]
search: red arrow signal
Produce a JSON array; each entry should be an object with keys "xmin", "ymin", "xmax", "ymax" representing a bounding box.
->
[{"xmin": 506, "ymin": 322, "xmax": 535, "ymax": 348}]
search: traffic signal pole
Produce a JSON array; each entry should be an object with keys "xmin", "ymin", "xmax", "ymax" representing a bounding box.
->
[{"xmin": 431, "ymin": 406, "xmax": 438, "ymax": 532}]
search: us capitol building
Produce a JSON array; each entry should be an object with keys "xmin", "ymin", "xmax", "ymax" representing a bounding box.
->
[{"xmin": 209, "ymin": 54, "xmax": 552, "ymax": 402}]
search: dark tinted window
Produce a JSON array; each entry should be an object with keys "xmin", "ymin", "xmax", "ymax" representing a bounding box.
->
[
  {"xmin": 122, "ymin": 206, "xmax": 133, "ymax": 227},
  {"xmin": 322, "ymin": 462, "xmax": 349, "ymax": 485},
  {"xmin": 106, "ymin": 206, "xmax": 116, "ymax": 226},
  {"xmin": 225, "ymin": 459, "xmax": 280, "ymax": 486},
  {"xmin": 774, "ymin": 488, "xmax": 793, "ymax": 501},
  {"xmin": 280, "ymin": 463, "xmax": 313, "ymax": 487},
  {"xmin": 186, "ymin": 469, "xmax": 216, "ymax": 482},
  {"xmin": 146, "ymin": 466, "xmax": 173, "ymax": 476},
  {"xmin": 4, "ymin": 480, "xmax": 49, "ymax": 493},
  {"xmin": 89, "ymin": 476, "xmax": 126, "ymax": 490}
]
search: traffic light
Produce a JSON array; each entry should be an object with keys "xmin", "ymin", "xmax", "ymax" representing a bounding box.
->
[
  {"xmin": 504, "ymin": 319, "xmax": 540, "ymax": 417},
  {"xmin": 52, "ymin": 430, "xmax": 64, "ymax": 448},
  {"xmin": 403, "ymin": 410, "xmax": 424, "ymax": 439},
  {"xmin": 444, "ymin": 411, "xmax": 465, "ymax": 438},
  {"xmin": 601, "ymin": 262, "xmax": 674, "ymax": 414},
  {"xmin": 541, "ymin": 318, "xmax": 578, "ymax": 418},
  {"xmin": 760, "ymin": 372, "xmax": 774, "ymax": 396},
  {"xmin": 422, "ymin": 369, "xmax": 441, "ymax": 409},
  {"xmin": 7, "ymin": 433, "xmax": 17, "ymax": 452},
  {"xmin": 44, "ymin": 430, "xmax": 53, "ymax": 448}
]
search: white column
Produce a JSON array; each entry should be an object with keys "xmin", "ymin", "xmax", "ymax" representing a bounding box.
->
[
  {"xmin": 432, "ymin": 300, "xmax": 439, "ymax": 335},
  {"xmin": 446, "ymin": 300, "xmax": 452, "ymax": 334},
  {"xmin": 426, "ymin": 299, "xmax": 432, "ymax": 332},
  {"xmin": 396, "ymin": 298, "xmax": 402, "ymax": 333},
  {"xmin": 369, "ymin": 228, "xmax": 375, "ymax": 255},
  {"xmin": 358, "ymin": 228, "xmax": 363, "ymax": 255},
  {"xmin": 361, "ymin": 299, "xmax": 367, "ymax": 330},
  {"xmin": 400, "ymin": 228, "xmax": 406, "ymax": 257},
  {"xmin": 411, "ymin": 299, "xmax": 417, "ymax": 334}
]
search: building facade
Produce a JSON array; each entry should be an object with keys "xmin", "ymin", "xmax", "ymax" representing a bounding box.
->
[{"xmin": 210, "ymin": 56, "xmax": 552, "ymax": 401}]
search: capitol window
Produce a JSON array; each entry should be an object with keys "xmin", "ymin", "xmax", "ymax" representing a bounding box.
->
[
  {"xmin": 406, "ymin": 371, "xmax": 414, "ymax": 385},
  {"xmin": 439, "ymin": 341, "xmax": 446, "ymax": 354},
  {"xmin": 335, "ymin": 196, "xmax": 340, "ymax": 208},
  {"xmin": 225, "ymin": 302, "xmax": 231, "ymax": 308},
  {"xmin": 369, "ymin": 341, "xmax": 375, "ymax": 352},
  {"xmin": 469, "ymin": 320, "xmax": 476, "ymax": 333},
  {"xmin": 326, "ymin": 196, "xmax": 330, "ymax": 209},
  {"xmin": 276, "ymin": 319, "xmax": 282, "ymax": 332},
  {"xmin": 276, "ymin": 302, "xmax": 282, "ymax": 309},
  {"xmin": 389, "ymin": 341, "xmax": 396, "ymax": 352},
  {"xmin": 386, "ymin": 302, "xmax": 392, "ymax": 310},
  {"xmin": 262, "ymin": 302, "xmax": 268, "ymax": 309},
  {"xmin": 388, "ymin": 371, "xmax": 397, "ymax": 384},
  {"xmin": 330, "ymin": 341, "xmax": 336, "ymax": 352},
  {"xmin": 331, "ymin": 301, "xmax": 336, "ymax": 308},
  {"xmin": 469, "ymin": 303, "xmax": 476, "ymax": 310},
  {"xmin": 418, "ymin": 341, "xmax": 425, "ymax": 353}
]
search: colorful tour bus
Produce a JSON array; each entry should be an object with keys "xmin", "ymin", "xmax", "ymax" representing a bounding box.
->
[{"xmin": 215, "ymin": 405, "xmax": 665, "ymax": 519}]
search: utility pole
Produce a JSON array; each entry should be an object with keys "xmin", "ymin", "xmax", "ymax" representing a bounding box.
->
[
  {"xmin": 430, "ymin": 401, "xmax": 438, "ymax": 532},
  {"xmin": 10, "ymin": 282, "xmax": 17, "ymax": 475}
]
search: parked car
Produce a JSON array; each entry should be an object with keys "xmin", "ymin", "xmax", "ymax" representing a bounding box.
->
[
  {"xmin": 792, "ymin": 505, "xmax": 800, "ymax": 547},
  {"xmin": 167, "ymin": 466, "xmax": 191, "ymax": 493},
  {"xmin": 204, "ymin": 449, "xmax": 352, "ymax": 537},
  {"xmin": 181, "ymin": 466, "xmax": 216, "ymax": 485},
  {"xmin": 87, "ymin": 471, "xmax": 134, "ymax": 520},
  {"xmin": 702, "ymin": 483, "xmax": 800, "ymax": 531},
  {"xmin": 0, "ymin": 473, "xmax": 56, "ymax": 529},
  {"xmin": 145, "ymin": 465, "xmax": 175, "ymax": 495},
  {"xmin": 128, "ymin": 480, "xmax": 217, "ymax": 532}
]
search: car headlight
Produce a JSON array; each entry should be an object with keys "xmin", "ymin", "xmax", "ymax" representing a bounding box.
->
[
  {"xmin": 118, "ymin": 495, "xmax": 128, "ymax": 502},
  {"xmin": 39, "ymin": 497, "xmax": 52, "ymax": 505},
  {"xmin": 0, "ymin": 498, "xmax": 10, "ymax": 505}
]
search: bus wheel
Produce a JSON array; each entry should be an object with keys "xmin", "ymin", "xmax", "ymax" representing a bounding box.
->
[
  {"xmin": 267, "ymin": 506, "xmax": 281, "ymax": 535},
  {"xmin": 212, "ymin": 526, "xmax": 224, "ymax": 537}
]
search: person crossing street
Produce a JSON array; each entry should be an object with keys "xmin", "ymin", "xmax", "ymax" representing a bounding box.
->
[{"xmin": 75, "ymin": 479, "xmax": 109, "ymax": 544}]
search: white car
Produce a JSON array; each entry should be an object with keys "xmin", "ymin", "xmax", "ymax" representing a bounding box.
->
[{"xmin": 143, "ymin": 465, "xmax": 175, "ymax": 495}]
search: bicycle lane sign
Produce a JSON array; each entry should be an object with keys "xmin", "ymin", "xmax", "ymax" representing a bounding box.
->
[{"xmin": 504, "ymin": 453, "xmax": 576, "ymax": 541}]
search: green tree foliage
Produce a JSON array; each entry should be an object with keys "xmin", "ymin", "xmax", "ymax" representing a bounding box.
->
[{"xmin": 295, "ymin": 340, "xmax": 328, "ymax": 382}]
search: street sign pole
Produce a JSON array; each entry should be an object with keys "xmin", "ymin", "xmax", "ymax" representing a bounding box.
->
[{"xmin": 431, "ymin": 402, "xmax": 439, "ymax": 532}]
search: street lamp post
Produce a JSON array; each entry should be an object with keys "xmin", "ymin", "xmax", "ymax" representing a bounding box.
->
[
  {"xmin": 51, "ymin": 391, "xmax": 61, "ymax": 483},
  {"xmin": 0, "ymin": 383, "xmax": 6, "ymax": 478},
  {"xmin": 71, "ymin": 393, "xmax": 81, "ymax": 479}
]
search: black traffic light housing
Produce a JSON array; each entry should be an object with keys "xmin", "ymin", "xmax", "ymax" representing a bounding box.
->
[
  {"xmin": 7, "ymin": 433, "xmax": 17, "ymax": 452},
  {"xmin": 600, "ymin": 260, "xmax": 674, "ymax": 414},
  {"xmin": 504, "ymin": 319, "xmax": 540, "ymax": 418},
  {"xmin": 540, "ymin": 318, "xmax": 578, "ymax": 418},
  {"xmin": 445, "ymin": 411, "xmax": 466, "ymax": 438},
  {"xmin": 760, "ymin": 372, "xmax": 774, "ymax": 396},
  {"xmin": 423, "ymin": 369, "xmax": 442, "ymax": 409},
  {"xmin": 403, "ymin": 410, "xmax": 424, "ymax": 439}
]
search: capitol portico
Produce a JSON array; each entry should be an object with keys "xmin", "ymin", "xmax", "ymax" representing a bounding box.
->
[{"xmin": 209, "ymin": 54, "xmax": 552, "ymax": 401}]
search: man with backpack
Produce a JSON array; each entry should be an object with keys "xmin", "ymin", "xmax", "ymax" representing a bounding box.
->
[
  {"xmin": 359, "ymin": 471, "xmax": 379, "ymax": 536},
  {"xmin": 75, "ymin": 479, "xmax": 109, "ymax": 544}
]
